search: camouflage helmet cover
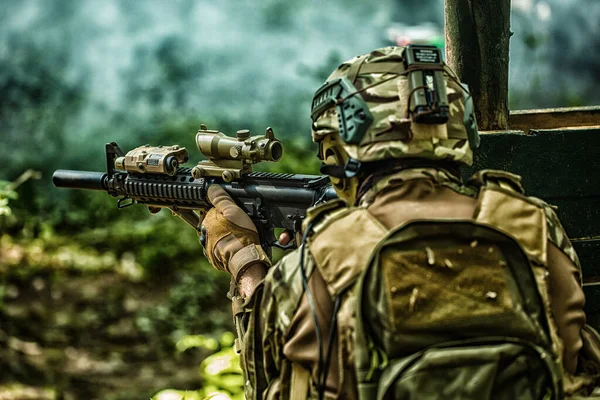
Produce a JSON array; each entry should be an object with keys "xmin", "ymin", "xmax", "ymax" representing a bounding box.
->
[{"xmin": 311, "ymin": 46, "xmax": 476, "ymax": 166}]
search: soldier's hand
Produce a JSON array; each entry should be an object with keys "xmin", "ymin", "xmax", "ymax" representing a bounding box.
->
[{"xmin": 201, "ymin": 185, "xmax": 270, "ymax": 293}]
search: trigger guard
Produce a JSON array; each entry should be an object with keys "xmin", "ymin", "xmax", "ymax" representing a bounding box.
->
[
  {"xmin": 270, "ymin": 239, "xmax": 297, "ymax": 251},
  {"xmin": 254, "ymin": 220, "xmax": 298, "ymax": 251}
]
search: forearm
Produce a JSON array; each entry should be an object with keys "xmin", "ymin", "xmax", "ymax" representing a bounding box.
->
[{"xmin": 238, "ymin": 262, "xmax": 268, "ymax": 298}]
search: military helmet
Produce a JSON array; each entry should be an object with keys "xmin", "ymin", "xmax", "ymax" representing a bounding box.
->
[{"xmin": 311, "ymin": 46, "xmax": 478, "ymax": 203}]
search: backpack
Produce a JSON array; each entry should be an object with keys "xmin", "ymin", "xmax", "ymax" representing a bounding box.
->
[
  {"xmin": 354, "ymin": 220, "xmax": 564, "ymax": 400},
  {"xmin": 303, "ymin": 169, "xmax": 600, "ymax": 399}
]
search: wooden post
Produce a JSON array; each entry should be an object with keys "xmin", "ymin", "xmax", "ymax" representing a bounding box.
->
[{"xmin": 444, "ymin": 0, "xmax": 511, "ymax": 130}]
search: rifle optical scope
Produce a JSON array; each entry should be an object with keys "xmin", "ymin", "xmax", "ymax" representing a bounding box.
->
[
  {"xmin": 195, "ymin": 126, "xmax": 282, "ymax": 162},
  {"xmin": 192, "ymin": 125, "xmax": 283, "ymax": 182}
]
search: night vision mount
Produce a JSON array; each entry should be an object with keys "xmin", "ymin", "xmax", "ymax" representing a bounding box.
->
[{"xmin": 403, "ymin": 44, "xmax": 449, "ymax": 124}]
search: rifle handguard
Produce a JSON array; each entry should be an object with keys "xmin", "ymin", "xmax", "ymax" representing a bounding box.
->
[{"xmin": 229, "ymin": 244, "xmax": 271, "ymax": 283}]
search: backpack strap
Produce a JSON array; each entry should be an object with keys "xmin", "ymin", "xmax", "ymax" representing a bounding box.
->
[
  {"xmin": 302, "ymin": 198, "xmax": 347, "ymax": 234},
  {"xmin": 470, "ymin": 169, "xmax": 547, "ymax": 266},
  {"xmin": 305, "ymin": 206, "xmax": 389, "ymax": 398},
  {"xmin": 468, "ymin": 169, "xmax": 526, "ymax": 193}
]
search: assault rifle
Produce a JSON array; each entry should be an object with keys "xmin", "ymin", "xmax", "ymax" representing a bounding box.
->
[{"xmin": 52, "ymin": 125, "xmax": 336, "ymax": 255}]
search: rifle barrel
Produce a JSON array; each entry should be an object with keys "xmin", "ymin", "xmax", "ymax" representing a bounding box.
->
[{"xmin": 52, "ymin": 170, "xmax": 106, "ymax": 191}]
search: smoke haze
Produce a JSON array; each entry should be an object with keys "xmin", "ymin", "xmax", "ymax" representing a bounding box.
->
[{"xmin": 0, "ymin": 0, "xmax": 598, "ymax": 177}]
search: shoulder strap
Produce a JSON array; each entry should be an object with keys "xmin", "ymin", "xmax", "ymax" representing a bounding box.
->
[
  {"xmin": 302, "ymin": 198, "xmax": 347, "ymax": 234},
  {"xmin": 468, "ymin": 169, "xmax": 526, "ymax": 193},
  {"xmin": 471, "ymin": 169, "xmax": 548, "ymax": 266},
  {"xmin": 470, "ymin": 168, "xmax": 581, "ymax": 271},
  {"xmin": 309, "ymin": 208, "xmax": 388, "ymax": 297}
]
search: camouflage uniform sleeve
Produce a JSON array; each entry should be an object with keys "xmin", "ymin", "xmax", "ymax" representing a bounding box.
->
[
  {"xmin": 258, "ymin": 263, "xmax": 286, "ymax": 395},
  {"xmin": 240, "ymin": 252, "xmax": 297, "ymax": 399},
  {"xmin": 237, "ymin": 274, "xmax": 282, "ymax": 400},
  {"xmin": 241, "ymin": 247, "xmax": 313, "ymax": 398},
  {"xmin": 237, "ymin": 281, "xmax": 267, "ymax": 399},
  {"xmin": 542, "ymin": 203, "xmax": 583, "ymax": 283},
  {"xmin": 540, "ymin": 202, "xmax": 586, "ymax": 375}
]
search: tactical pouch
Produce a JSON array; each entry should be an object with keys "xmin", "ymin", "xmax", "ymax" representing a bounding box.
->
[
  {"xmin": 377, "ymin": 339, "xmax": 556, "ymax": 400},
  {"xmin": 355, "ymin": 221, "xmax": 564, "ymax": 400}
]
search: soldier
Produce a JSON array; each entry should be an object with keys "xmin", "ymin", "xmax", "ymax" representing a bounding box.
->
[{"xmin": 201, "ymin": 46, "xmax": 600, "ymax": 399}]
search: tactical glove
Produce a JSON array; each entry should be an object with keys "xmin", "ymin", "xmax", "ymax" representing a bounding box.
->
[{"xmin": 201, "ymin": 185, "xmax": 271, "ymax": 283}]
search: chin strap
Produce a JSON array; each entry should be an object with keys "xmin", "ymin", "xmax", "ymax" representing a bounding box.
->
[{"xmin": 319, "ymin": 158, "xmax": 362, "ymax": 179}]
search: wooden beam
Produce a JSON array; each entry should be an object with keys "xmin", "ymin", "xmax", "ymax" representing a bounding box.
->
[
  {"xmin": 444, "ymin": 0, "xmax": 511, "ymax": 130},
  {"xmin": 509, "ymin": 106, "xmax": 600, "ymax": 133}
]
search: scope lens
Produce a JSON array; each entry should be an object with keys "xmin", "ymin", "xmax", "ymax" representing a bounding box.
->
[{"xmin": 269, "ymin": 141, "xmax": 283, "ymax": 161}]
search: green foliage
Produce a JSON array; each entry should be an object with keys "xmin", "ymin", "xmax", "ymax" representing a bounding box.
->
[
  {"xmin": 136, "ymin": 265, "xmax": 231, "ymax": 344},
  {"xmin": 0, "ymin": 180, "xmax": 18, "ymax": 217},
  {"xmin": 0, "ymin": 384, "xmax": 56, "ymax": 400},
  {"xmin": 153, "ymin": 332, "xmax": 244, "ymax": 400},
  {"xmin": 199, "ymin": 346, "xmax": 244, "ymax": 399}
]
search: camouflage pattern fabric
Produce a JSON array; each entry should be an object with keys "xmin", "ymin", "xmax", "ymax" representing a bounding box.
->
[{"xmin": 540, "ymin": 200, "xmax": 583, "ymax": 280}]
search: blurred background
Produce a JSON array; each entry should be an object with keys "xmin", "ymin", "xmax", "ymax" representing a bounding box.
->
[{"xmin": 0, "ymin": 0, "xmax": 598, "ymax": 398}]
